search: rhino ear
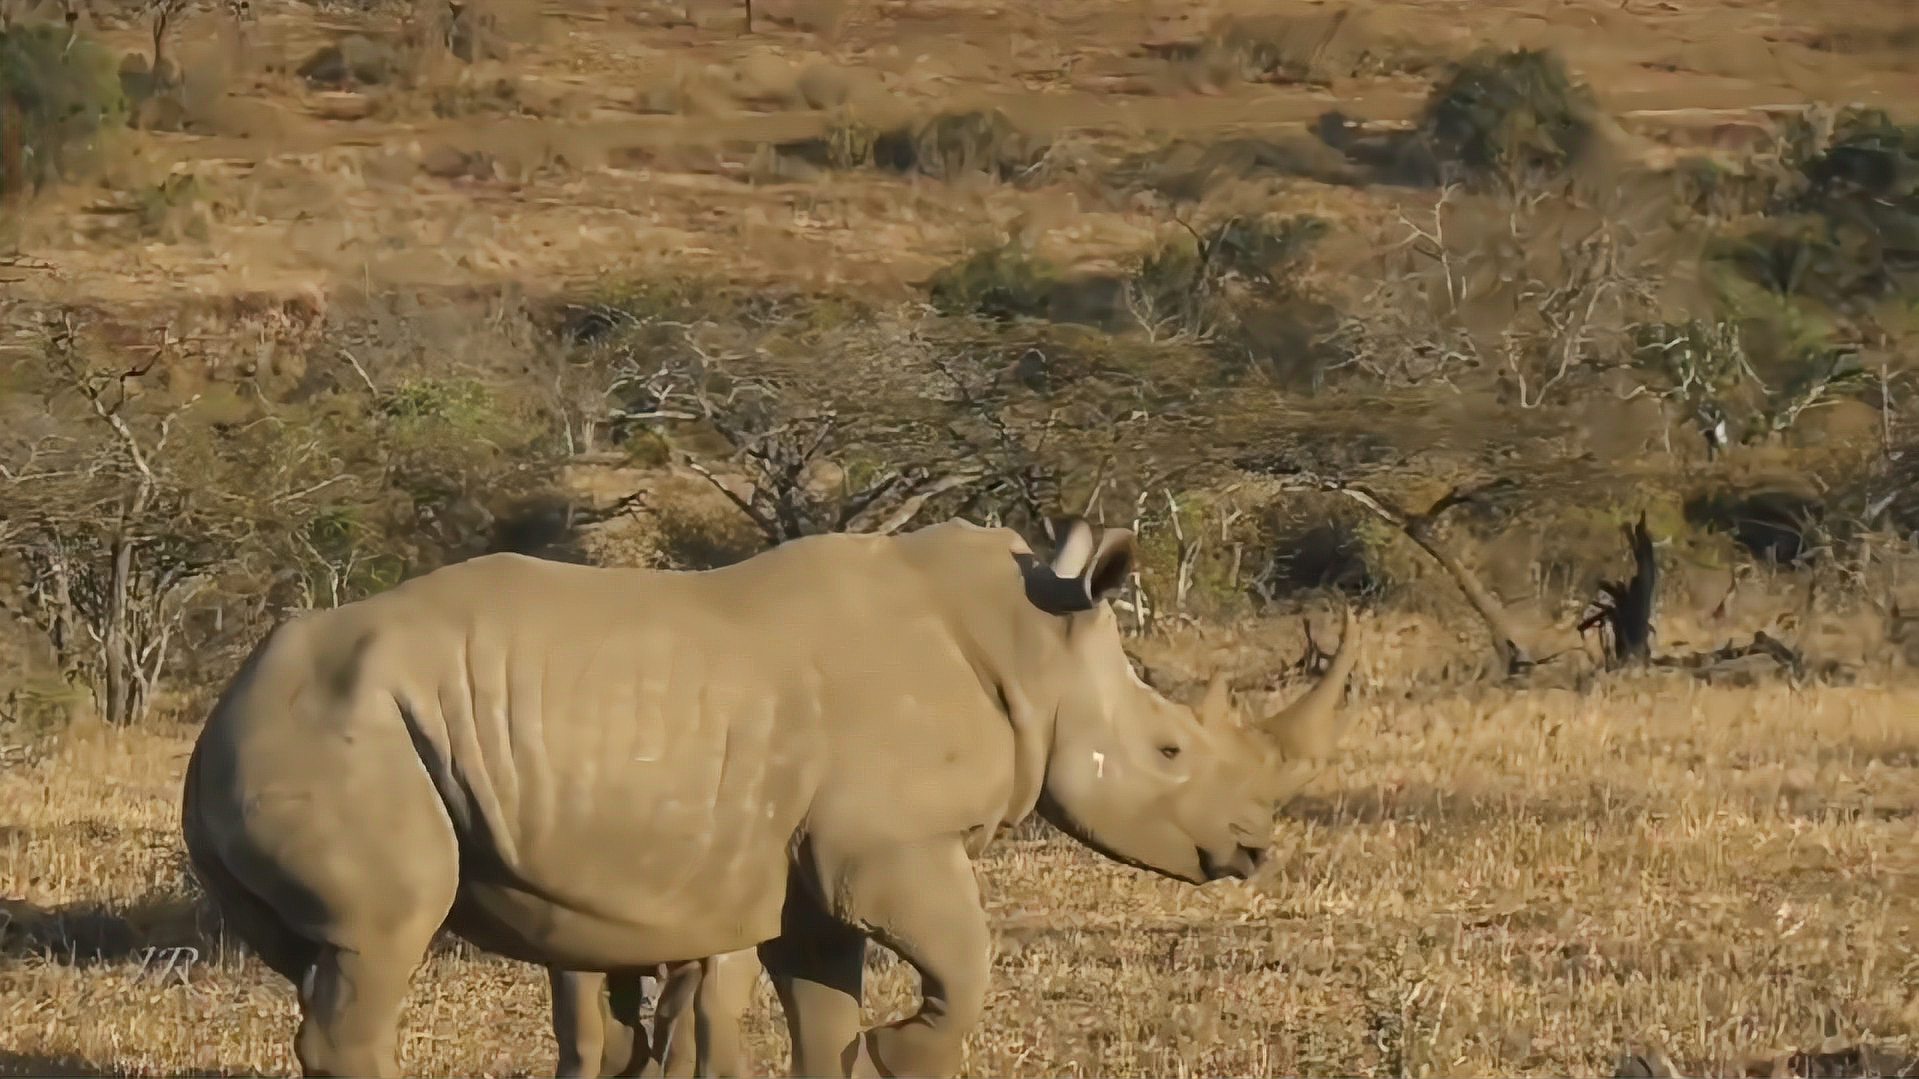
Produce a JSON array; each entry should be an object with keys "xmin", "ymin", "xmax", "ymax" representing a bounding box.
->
[
  {"xmin": 1084, "ymin": 527, "xmax": 1135, "ymax": 602},
  {"xmin": 1045, "ymin": 516, "xmax": 1097, "ymax": 578},
  {"xmin": 1018, "ymin": 525, "xmax": 1136, "ymax": 616}
]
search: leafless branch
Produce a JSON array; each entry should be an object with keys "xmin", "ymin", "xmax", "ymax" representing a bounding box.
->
[{"xmin": 1286, "ymin": 471, "xmax": 1534, "ymax": 675}]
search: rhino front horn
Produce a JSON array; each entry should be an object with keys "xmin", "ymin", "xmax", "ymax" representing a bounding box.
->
[{"xmin": 1259, "ymin": 602, "xmax": 1360, "ymax": 762}]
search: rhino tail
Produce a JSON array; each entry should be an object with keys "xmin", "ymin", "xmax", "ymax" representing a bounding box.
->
[{"xmin": 181, "ymin": 739, "xmax": 319, "ymax": 984}]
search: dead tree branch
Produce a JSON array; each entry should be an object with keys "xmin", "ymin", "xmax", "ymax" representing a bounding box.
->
[
  {"xmin": 1297, "ymin": 473, "xmax": 1534, "ymax": 676},
  {"xmin": 1577, "ymin": 513, "xmax": 1658, "ymax": 667}
]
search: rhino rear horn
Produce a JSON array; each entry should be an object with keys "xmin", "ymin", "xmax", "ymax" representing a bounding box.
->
[{"xmin": 1197, "ymin": 670, "xmax": 1236, "ymax": 728}]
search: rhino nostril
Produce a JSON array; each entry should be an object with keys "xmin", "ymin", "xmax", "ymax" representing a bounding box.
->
[{"xmin": 1238, "ymin": 843, "xmax": 1268, "ymax": 871}]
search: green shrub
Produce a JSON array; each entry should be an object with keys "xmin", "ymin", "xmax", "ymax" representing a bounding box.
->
[
  {"xmin": 1417, "ymin": 47, "xmax": 1598, "ymax": 189},
  {"xmin": 1105, "ymin": 134, "xmax": 1359, "ymax": 201},
  {"xmin": 1682, "ymin": 485, "xmax": 1826, "ymax": 566},
  {"xmin": 1708, "ymin": 107, "xmax": 1919, "ymax": 306},
  {"xmin": 1126, "ymin": 215, "xmax": 1333, "ymax": 379},
  {"xmin": 131, "ymin": 172, "xmax": 208, "ymax": 241},
  {"xmin": 876, "ymin": 108, "xmax": 1047, "ymax": 181},
  {"xmin": 926, "ymin": 243, "xmax": 1063, "ymax": 321},
  {"xmin": 1669, "ymin": 155, "xmax": 1772, "ymax": 221},
  {"xmin": 1783, "ymin": 107, "xmax": 1919, "ymax": 301},
  {"xmin": 780, "ymin": 108, "xmax": 1048, "ymax": 182},
  {"xmin": 0, "ymin": 23, "xmax": 127, "ymax": 197}
]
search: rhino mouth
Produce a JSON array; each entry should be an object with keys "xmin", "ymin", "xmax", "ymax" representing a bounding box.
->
[{"xmin": 1198, "ymin": 843, "xmax": 1267, "ymax": 882}]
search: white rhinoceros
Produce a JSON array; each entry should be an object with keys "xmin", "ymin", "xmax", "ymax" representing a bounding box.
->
[{"xmin": 182, "ymin": 515, "xmax": 1361, "ymax": 1077}]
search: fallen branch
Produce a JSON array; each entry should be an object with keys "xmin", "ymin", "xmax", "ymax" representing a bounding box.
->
[
  {"xmin": 1303, "ymin": 474, "xmax": 1534, "ymax": 676},
  {"xmin": 1653, "ymin": 631, "xmax": 1809, "ymax": 680}
]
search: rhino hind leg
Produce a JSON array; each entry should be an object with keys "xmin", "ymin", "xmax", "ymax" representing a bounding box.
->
[
  {"xmin": 180, "ymin": 766, "xmax": 318, "ymax": 984},
  {"xmin": 551, "ymin": 968, "xmax": 628, "ymax": 1079},
  {"xmin": 601, "ymin": 970, "xmax": 654, "ymax": 1077},
  {"xmin": 648, "ymin": 961, "xmax": 703, "ymax": 1077},
  {"xmin": 294, "ymin": 939, "xmax": 435, "ymax": 1078}
]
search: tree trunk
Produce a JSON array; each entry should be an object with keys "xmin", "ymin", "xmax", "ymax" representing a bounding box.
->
[
  {"xmin": 47, "ymin": 555, "xmax": 75, "ymax": 675},
  {"xmin": 1, "ymin": 95, "xmax": 23, "ymax": 207},
  {"xmin": 1582, "ymin": 514, "xmax": 1658, "ymax": 668},
  {"xmin": 1328, "ymin": 481, "xmax": 1535, "ymax": 676},
  {"xmin": 103, "ymin": 532, "xmax": 135, "ymax": 725}
]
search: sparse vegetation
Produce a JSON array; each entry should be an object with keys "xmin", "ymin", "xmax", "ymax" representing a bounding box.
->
[
  {"xmin": 3, "ymin": 0, "xmax": 1917, "ymax": 1075},
  {"xmin": 925, "ymin": 241, "xmax": 1065, "ymax": 321},
  {"xmin": 778, "ymin": 107, "xmax": 1050, "ymax": 182},
  {"xmin": 1712, "ymin": 106, "xmax": 1919, "ymax": 308}
]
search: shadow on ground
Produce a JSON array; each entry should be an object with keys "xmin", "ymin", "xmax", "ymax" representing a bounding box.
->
[
  {"xmin": 0, "ymin": 892, "xmax": 215, "ymax": 968},
  {"xmin": 0, "ymin": 1051, "xmax": 255, "ymax": 1078}
]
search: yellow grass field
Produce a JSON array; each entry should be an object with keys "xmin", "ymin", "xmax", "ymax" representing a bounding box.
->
[{"xmin": 3, "ymin": 620, "xmax": 1916, "ymax": 1076}]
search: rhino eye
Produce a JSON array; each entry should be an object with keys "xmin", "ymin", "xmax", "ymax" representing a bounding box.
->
[{"xmin": 1158, "ymin": 744, "xmax": 1181, "ymax": 760}]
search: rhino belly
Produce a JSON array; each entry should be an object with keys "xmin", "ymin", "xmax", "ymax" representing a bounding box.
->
[
  {"xmin": 440, "ymin": 763, "xmax": 812, "ymax": 968},
  {"xmin": 447, "ymin": 860, "xmax": 787, "ymax": 969}
]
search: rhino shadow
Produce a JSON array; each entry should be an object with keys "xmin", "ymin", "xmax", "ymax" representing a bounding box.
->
[
  {"xmin": 0, "ymin": 1051, "xmax": 250, "ymax": 1077},
  {"xmin": 0, "ymin": 891, "xmax": 221, "ymax": 969}
]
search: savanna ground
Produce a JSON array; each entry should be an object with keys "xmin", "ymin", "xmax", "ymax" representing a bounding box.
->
[{"xmin": 3, "ymin": 0, "xmax": 1918, "ymax": 1075}]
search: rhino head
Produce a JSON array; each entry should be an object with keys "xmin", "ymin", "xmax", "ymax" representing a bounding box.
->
[{"xmin": 1017, "ymin": 516, "xmax": 1362, "ymax": 885}]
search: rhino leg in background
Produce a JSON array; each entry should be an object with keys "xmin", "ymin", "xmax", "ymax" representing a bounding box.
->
[
  {"xmin": 552, "ymin": 968, "xmax": 655, "ymax": 1078},
  {"xmin": 602, "ymin": 970, "xmax": 655, "ymax": 1077},
  {"xmin": 691, "ymin": 949, "xmax": 761, "ymax": 1078},
  {"xmin": 656, "ymin": 960, "xmax": 721, "ymax": 1077},
  {"xmin": 758, "ymin": 891, "xmax": 868, "ymax": 1078},
  {"xmin": 560, "ymin": 958, "xmax": 752, "ymax": 1079}
]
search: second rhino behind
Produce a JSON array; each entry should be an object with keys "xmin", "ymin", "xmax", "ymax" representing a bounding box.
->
[{"xmin": 549, "ymin": 952, "xmax": 760, "ymax": 1078}]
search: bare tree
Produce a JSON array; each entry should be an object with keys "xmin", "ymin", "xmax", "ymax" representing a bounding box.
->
[
  {"xmin": 1282, "ymin": 472, "xmax": 1537, "ymax": 676},
  {"xmin": 0, "ymin": 314, "xmax": 351, "ymax": 724},
  {"xmin": 630, "ymin": 349, "xmax": 992, "ymax": 544},
  {"xmin": 1324, "ymin": 182, "xmax": 1673, "ymax": 405},
  {"xmin": 142, "ymin": 0, "xmax": 194, "ymax": 82}
]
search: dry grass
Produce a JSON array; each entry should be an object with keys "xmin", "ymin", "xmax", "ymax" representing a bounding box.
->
[{"xmin": 2, "ymin": 630, "xmax": 1915, "ymax": 1077}]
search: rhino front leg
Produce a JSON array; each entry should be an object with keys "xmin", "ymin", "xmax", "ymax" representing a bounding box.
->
[
  {"xmin": 842, "ymin": 839, "xmax": 990, "ymax": 1079},
  {"xmin": 758, "ymin": 888, "xmax": 868, "ymax": 1078},
  {"xmin": 692, "ymin": 949, "xmax": 761, "ymax": 1077}
]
